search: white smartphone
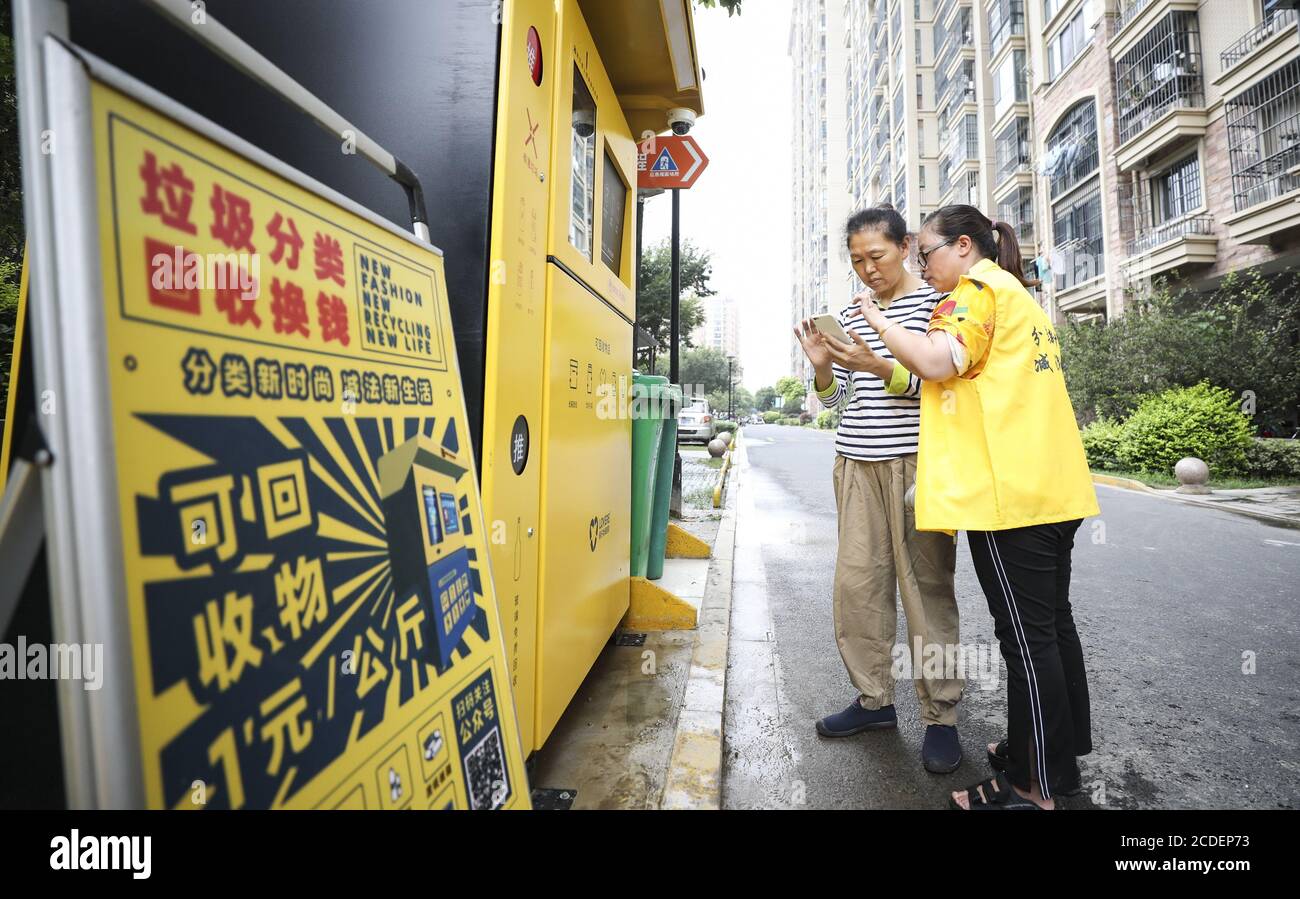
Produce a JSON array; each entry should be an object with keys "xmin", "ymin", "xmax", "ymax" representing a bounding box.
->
[{"xmin": 812, "ymin": 313, "xmax": 852, "ymax": 344}]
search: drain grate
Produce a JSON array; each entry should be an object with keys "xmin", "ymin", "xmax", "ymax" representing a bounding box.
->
[{"xmin": 614, "ymin": 632, "xmax": 646, "ymax": 646}]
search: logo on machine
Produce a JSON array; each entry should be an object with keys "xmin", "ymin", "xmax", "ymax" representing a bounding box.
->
[
  {"xmin": 588, "ymin": 512, "xmax": 611, "ymax": 551},
  {"xmin": 526, "ymin": 26, "xmax": 544, "ymax": 86}
]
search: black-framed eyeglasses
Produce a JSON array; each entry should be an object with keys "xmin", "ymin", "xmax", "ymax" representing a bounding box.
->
[{"xmin": 917, "ymin": 237, "xmax": 955, "ymax": 269}]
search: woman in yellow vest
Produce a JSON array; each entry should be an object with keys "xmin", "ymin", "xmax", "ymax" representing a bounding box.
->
[{"xmin": 853, "ymin": 204, "xmax": 1100, "ymax": 810}]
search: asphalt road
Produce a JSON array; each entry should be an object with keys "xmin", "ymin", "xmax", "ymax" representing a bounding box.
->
[{"xmin": 722, "ymin": 424, "xmax": 1300, "ymax": 809}]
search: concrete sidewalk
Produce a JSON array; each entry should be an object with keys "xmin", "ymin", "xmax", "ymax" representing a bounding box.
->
[
  {"xmin": 526, "ymin": 439, "xmax": 740, "ymax": 809},
  {"xmin": 1092, "ymin": 474, "xmax": 1300, "ymax": 530}
]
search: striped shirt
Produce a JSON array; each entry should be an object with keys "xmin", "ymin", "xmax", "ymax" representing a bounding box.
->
[{"xmin": 816, "ymin": 284, "xmax": 942, "ymax": 461}]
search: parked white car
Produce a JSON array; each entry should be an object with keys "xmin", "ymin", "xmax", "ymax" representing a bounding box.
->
[{"xmin": 677, "ymin": 401, "xmax": 718, "ymax": 444}]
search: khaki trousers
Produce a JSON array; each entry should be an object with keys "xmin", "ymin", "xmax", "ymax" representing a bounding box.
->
[{"xmin": 831, "ymin": 454, "xmax": 963, "ymax": 726}]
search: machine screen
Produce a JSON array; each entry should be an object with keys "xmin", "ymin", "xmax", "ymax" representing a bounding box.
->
[
  {"xmin": 440, "ymin": 492, "xmax": 460, "ymax": 535},
  {"xmin": 423, "ymin": 486, "xmax": 443, "ymax": 546}
]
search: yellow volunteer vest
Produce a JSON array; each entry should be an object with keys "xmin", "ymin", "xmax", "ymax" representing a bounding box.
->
[{"xmin": 916, "ymin": 258, "xmax": 1100, "ymax": 532}]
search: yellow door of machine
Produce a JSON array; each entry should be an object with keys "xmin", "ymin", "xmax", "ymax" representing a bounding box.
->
[
  {"xmin": 482, "ymin": 0, "xmax": 701, "ymax": 754},
  {"xmin": 480, "ymin": 0, "xmax": 558, "ymax": 754},
  {"xmin": 533, "ymin": 0, "xmax": 638, "ymax": 747}
]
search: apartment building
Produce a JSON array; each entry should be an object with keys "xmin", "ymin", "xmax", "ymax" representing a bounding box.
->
[
  {"xmin": 793, "ymin": 0, "xmax": 1300, "ymax": 350},
  {"xmin": 692, "ymin": 295, "xmax": 740, "ymax": 359},
  {"xmin": 790, "ymin": 0, "xmax": 853, "ymax": 400},
  {"xmin": 1034, "ymin": 0, "xmax": 1300, "ymax": 321},
  {"xmin": 845, "ymin": 0, "xmax": 938, "ymax": 256}
]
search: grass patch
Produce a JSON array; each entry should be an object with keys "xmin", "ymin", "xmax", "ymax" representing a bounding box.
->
[
  {"xmin": 683, "ymin": 486, "xmax": 715, "ymax": 508},
  {"xmin": 1094, "ymin": 469, "xmax": 1300, "ymax": 491}
]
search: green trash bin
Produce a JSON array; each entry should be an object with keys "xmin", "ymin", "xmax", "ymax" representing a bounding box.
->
[
  {"xmin": 646, "ymin": 382, "xmax": 682, "ymax": 581},
  {"xmin": 630, "ymin": 373, "xmax": 670, "ymax": 578}
]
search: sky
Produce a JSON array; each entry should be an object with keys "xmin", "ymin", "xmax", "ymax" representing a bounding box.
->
[{"xmin": 641, "ymin": 1, "xmax": 794, "ymax": 394}]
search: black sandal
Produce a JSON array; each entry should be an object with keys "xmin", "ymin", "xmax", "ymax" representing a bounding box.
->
[
  {"xmin": 949, "ymin": 772, "xmax": 1047, "ymax": 810},
  {"xmin": 987, "ymin": 740, "xmax": 1083, "ymax": 797}
]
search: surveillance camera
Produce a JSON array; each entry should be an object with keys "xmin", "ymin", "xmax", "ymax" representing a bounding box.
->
[
  {"xmin": 572, "ymin": 108, "xmax": 595, "ymax": 139},
  {"xmin": 668, "ymin": 107, "xmax": 696, "ymax": 136}
]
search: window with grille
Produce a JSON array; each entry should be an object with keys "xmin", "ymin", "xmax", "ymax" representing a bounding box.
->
[
  {"xmin": 1225, "ymin": 58, "xmax": 1300, "ymax": 211},
  {"xmin": 1114, "ymin": 11, "xmax": 1204, "ymax": 145},
  {"xmin": 965, "ymin": 170, "xmax": 980, "ymax": 206},
  {"xmin": 1152, "ymin": 153, "xmax": 1202, "ymax": 223},
  {"xmin": 1051, "ymin": 182, "xmax": 1105, "ymax": 291},
  {"xmin": 1045, "ymin": 99, "xmax": 1099, "ymax": 198},
  {"xmin": 996, "ymin": 116, "xmax": 1031, "ymax": 181},
  {"xmin": 997, "ymin": 184, "xmax": 1036, "ymax": 242}
]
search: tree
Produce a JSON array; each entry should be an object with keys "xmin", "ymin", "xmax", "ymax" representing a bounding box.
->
[
  {"xmin": 1059, "ymin": 268, "xmax": 1300, "ymax": 434},
  {"xmin": 732, "ymin": 385, "xmax": 755, "ymax": 417},
  {"xmin": 636, "ymin": 238, "xmax": 712, "ymax": 359},
  {"xmin": 754, "ymin": 386, "xmax": 777, "ymax": 412},
  {"xmin": 696, "ymin": 0, "xmax": 743, "ymax": 14},
  {"xmin": 678, "ymin": 346, "xmax": 740, "ymax": 403},
  {"xmin": 0, "ymin": 5, "xmax": 22, "ymax": 269},
  {"xmin": 775, "ymin": 375, "xmax": 806, "ymax": 406}
]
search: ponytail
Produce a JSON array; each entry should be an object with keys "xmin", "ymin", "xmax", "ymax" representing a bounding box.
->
[{"xmin": 990, "ymin": 220, "xmax": 1037, "ymax": 288}]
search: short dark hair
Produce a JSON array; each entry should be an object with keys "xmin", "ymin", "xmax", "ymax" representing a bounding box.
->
[
  {"xmin": 845, "ymin": 203, "xmax": 908, "ymax": 249},
  {"xmin": 921, "ymin": 204, "xmax": 1037, "ymax": 287}
]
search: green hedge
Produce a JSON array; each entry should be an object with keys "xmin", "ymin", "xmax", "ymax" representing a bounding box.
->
[
  {"xmin": 715, "ymin": 420, "xmax": 737, "ymax": 434},
  {"xmin": 1244, "ymin": 438, "xmax": 1300, "ymax": 479},
  {"xmin": 816, "ymin": 410, "xmax": 838, "ymax": 429},
  {"xmin": 1058, "ymin": 267, "xmax": 1300, "ymax": 434},
  {"xmin": 762, "ymin": 411, "xmax": 780, "ymax": 424},
  {"xmin": 1113, "ymin": 383, "xmax": 1253, "ymax": 476},
  {"xmin": 1080, "ymin": 417, "xmax": 1124, "ymax": 471}
]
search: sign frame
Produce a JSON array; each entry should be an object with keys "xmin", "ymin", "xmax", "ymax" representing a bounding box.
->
[{"xmin": 12, "ymin": 1, "xmax": 525, "ymax": 808}]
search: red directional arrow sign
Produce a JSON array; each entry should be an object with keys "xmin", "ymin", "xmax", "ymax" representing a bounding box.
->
[{"xmin": 637, "ymin": 135, "xmax": 710, "ymax": 190}]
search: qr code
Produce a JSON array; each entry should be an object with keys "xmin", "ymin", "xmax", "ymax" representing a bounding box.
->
[{"xmin": 464, "ymin": 726, "xmax": 509, "ymax": 810}]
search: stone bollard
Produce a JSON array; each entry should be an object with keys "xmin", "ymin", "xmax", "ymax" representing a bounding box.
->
[
  {"xmin": 1174, "ymin": 457, "xmax": 1211, "ymax": 494},
  {"xmin": 708, "ymin": 437, "xmax": 727, "ymax": 458},
  {"xmin": 719, "ymin": 430, "xmax": 734, "ymax": 446},
  {"xmin": 904, "ymin": 483, "xmax": 916, "ymax": 510}
]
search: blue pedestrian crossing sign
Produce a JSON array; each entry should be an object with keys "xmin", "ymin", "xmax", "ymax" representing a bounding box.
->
[{"xmin": 650, "ymin": 148, "xmax": 679, "ymax": 173}]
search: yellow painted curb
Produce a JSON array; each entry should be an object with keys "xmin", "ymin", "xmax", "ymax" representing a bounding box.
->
[
  {"xmin": 1091, "ymin": 473, "xmax": 1155, "ymax": 493},
  {"xmin": 711, "ymin": 430, "xmax": 738, "ymax": 509},
  {"xmin": 665, "ymin": 522, "xmax": 711, "ymax": 559},
  {"xmin": 625, "ymin": 576, "xmax": 699, "ymax": 631}
]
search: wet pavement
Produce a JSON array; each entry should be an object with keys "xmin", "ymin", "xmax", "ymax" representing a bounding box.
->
[{"xmin": 723, "ymin": 424, "xmax": 1300, "ymax": 810}]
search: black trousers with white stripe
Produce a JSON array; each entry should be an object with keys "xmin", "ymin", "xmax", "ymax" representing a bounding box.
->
[{"xmin": 967, "ymin": 520, "xmax": 1092, "ymax": 800}]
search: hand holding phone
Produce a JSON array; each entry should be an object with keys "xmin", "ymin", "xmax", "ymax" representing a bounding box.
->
[{"xmin": 812, "ymin": 313, "xmax": 852, "ymax": 344}]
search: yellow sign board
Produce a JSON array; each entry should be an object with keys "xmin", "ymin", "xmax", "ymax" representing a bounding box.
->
[{"xmin": 89, "ymin": 79, "xmax": 529, "ymax": 809}]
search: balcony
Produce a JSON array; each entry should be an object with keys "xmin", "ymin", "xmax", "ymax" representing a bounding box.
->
[
  {"xmin": 988, "ymin": 0, "xmax": 1025, "ymax": 61},
  {"xmin": 1113, "ymin": 11, "xmax": 1207, "ymax": 171},
  {"xmin": 1111, "ymin": 0, "xmax": 1196, "ymax": 59},
  {"xmin": 1050, "ymin": 235, "xmax": 1107, "ymax": 308},
  {"xmin": 1215, "ymin": 9, "xmax": 1300, "ymax": 102},
  {"xmin": 1222, "ymin": 59, "xmax": 1300, "ymax": 244},
  {"xmin": 945, "ymin": 80, "xmax": 976, "ymax": 123},
  {"xmin": 933, "ymin": 0, "xmax": 957, "ymax": 30},
  {"xmin": 1115, "ymin": 0, "xmax": 1155, "ymax": 40},
  {"xmin": 947, "ymin": 119, "xmax": 980, "ymax": 174},
  {"xmin": 1121, "ymin": 215, "xmax": 1218, "ymax": 277}
]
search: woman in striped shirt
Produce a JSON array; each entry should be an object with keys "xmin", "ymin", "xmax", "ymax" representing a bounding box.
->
[{"xmin": 793, "ymin": 205, "xmax": 965, "ymax": 774}]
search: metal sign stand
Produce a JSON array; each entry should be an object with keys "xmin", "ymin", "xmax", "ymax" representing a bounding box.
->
[{"xmin": 0, "ymin": 423, "xmax": 49, "ymax": 639}]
